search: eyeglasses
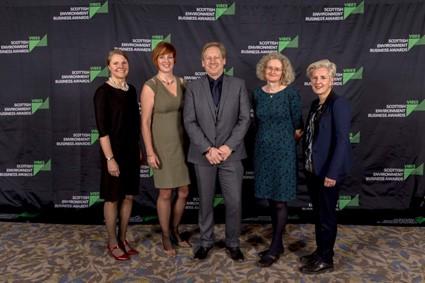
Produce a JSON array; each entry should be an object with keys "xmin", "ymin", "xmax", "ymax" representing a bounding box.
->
[{"xmin": 265, "ymin": 66, "xmax": 283, "ymax": 73}]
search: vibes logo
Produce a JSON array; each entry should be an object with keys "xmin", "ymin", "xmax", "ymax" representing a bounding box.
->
[
  {"xmin": 305, "ymin": 1, "xmax": 363, "ymax": 22},
  {"xmin": 343, "ymin": 1, "xmax": 364, "ymax": 19},
  {"xmin": 404, "ymin": 164, "xmax": 423, "ymax": 180},
  {"xmin": 213, "ymin": 195, "xmax": 225, "ymax": 207},
  {"xmin": 366, "ymin": 163, "xmax": 423, "ymax": 182},
  {"xmin": 33, "ymin": 160, "xmax": 51, "ymax": 176},
  {"xmin": 368, "ymin": 99, "xmax": 425, "ymax": 118},
  {"xmin": 241, "ymin": 35, "xmax": 298, "ymax": 55},
  {"xmin": 350, "ymin": 132, "xmax": 360, "ymax": 144},
  {"xmin": 0, "ymin": 159, "xmax": 51, "ymax": 177},
  {"xmin": 278, "ymin": 36, "xmax": 299, "ymax": 52},
  {"xmin": 0, "ymin": 98, "xmax": 49, "ymax": 116},
  {"xmin": 55, "ymin": 66, "xmax": 108, "ymax": 84},
  {"xmin": 0, "ymin": 34, "xmax": 47, "ymax": 55},
  {"xmin": 178, "ymin": 3, "xmax": 235, "ymax": 21},
  {"xmin": 53, "ymin": 1, "xmax": 108, "ymax": 21},
  {"xmin": 56, "ymin": 129, "xmax": 99, "ymax": 146},
  {"xmin": 406, "ymin": 100, "xmax": 425, "ymax": 116},
  {"xmin": 338, "ymin": 195, "xmax": 359, "ymax": 210},
  {"xmin": 370, "ymin": 34, "xmax": 425, "ymax": 53},
  {"xmin": 343, "ymin": 67, "xmax": 363, "ymax": 85},
  {"xmin": 408, "ymin": 34, "xmax": 425, "ymax": 50},
  {"xmin": 116, "ymin": 34, "xmax": 171, "ymax": 53},
  {"xmin": 215, "ymin": 3, "xmax": 236, "ymax": 19},
  {"xmin": 89, "ymin": 192, "xmax": 103, "ymax": 207}
]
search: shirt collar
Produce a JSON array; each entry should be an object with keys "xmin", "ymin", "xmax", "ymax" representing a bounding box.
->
[{"xmin": 207, "ymin": 73, "xmax": 224, "ymax": 85}]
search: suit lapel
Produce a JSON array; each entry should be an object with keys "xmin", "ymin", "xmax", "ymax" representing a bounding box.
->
[
  {"xmin": 217, "ymin": 75, "xmax": 230, "ymax": 121},
  {"xmin": 201, "ymin": 76, "xmax": 217, "ymax": 121}
]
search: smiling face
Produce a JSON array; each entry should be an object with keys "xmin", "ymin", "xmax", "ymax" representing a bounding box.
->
[
  {"xmin": 309, "ymin": 67, "xmax": 333, "ymax": 97},
  {"xmin": 157, "ymin": 52, "xmax": 175, "ymax": 73},
  {"xmin": 202, "ymin": 46, "xmax": 226, "ymax": 79},
  {"xmin": 264, "ymin": 59, "xmax": 283, "ymax": 84},
  {"xmin": 108, "ymin": 54, "xmax": 129, "ymax": 80}
]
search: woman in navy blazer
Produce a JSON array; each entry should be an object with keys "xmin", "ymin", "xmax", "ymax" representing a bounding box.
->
[{"xmin": 299, "ymin": 59, "xmax": 352, "ymax": 274}]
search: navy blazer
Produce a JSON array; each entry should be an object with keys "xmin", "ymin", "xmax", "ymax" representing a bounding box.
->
[{"xmin": 305, "ymin": 91, "xmax": 352, "ymax": 181}]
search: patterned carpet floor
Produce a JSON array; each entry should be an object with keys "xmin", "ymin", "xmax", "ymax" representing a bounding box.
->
[{"xmin": 1, "ymin": 222, "xmax": 424, "ymax": 282}]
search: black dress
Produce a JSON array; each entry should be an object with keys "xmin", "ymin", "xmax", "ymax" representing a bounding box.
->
[{"xmin": 93, "ymin": 83, "xmax": 140, "ymax": 201}]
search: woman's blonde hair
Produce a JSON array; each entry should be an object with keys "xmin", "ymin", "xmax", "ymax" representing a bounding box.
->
[
  {"xmin": 306, "ymin": 59, "xmax": 336, "ymax": 79},
  {"xmin": 256, "ymin": 52, "xmax": 295, "ymax": 85}
]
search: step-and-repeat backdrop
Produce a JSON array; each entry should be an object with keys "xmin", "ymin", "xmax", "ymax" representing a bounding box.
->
[{"xmin": 0, "ymin": 0, "xmax": 424, "ymax": 225}]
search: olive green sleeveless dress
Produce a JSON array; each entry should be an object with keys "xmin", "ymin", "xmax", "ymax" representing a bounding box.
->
[{"xmin": 145, "ymin": 77, "xmax": 190, "ymax": 188}]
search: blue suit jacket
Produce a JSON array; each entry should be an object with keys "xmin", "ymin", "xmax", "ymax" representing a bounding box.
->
[{"xmin": 305, "ymin": 91, "xmax": 352, "ymax": 181}]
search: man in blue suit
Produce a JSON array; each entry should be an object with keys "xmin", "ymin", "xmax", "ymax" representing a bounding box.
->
[{"xmin": 300, "ymin": 59, "xmax": 352, "ymax": 274}]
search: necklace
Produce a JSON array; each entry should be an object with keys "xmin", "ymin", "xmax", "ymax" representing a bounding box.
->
[
  {"xmin": 108, "ymin": 77, "xmax": 129, "ymax": 91},
  {"xmin": 157, "ymin": 75, "xmax": 175, "ymax": 86}
]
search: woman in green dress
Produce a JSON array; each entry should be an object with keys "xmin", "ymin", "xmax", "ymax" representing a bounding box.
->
[
  {"xmin": 140, "ymin": 42, "xmax": 191, "ymax": 256},
  {"xmin": 253, "ymin": 52, "xmax": 303, "ymax": 267}
]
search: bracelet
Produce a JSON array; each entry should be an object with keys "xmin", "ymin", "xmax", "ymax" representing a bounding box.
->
[{"xmin": 106, "ymin": 156, "xmax": 114, "ymax": 161}]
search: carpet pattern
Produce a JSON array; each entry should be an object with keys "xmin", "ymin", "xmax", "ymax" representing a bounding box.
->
[{"xmin": 1, "ymin": 222, "xmax": 424, "ymax": 282}]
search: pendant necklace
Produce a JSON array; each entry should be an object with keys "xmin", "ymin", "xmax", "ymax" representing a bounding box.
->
[{"xmin": 158, "ymin": 75, "xmax": 175, "ymax": 86}]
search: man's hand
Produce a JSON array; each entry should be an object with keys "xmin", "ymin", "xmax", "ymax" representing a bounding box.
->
[
  {"xmin": 217, "ymin": 145, "xmax": 232, "ymax": 161},
  {"xmin": 206, "ymin": 147, "xmax": 224, "ymax": 165}
]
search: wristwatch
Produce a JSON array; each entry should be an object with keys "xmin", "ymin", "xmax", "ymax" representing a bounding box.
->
[{"xmin": 106, "ymin": 156, "xmax": 114, "ymax": 161}]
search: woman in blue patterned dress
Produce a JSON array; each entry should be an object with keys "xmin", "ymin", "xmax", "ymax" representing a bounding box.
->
[{"xmin": 253, "ymin": 52, "xmax": 303, "ymax": 267}]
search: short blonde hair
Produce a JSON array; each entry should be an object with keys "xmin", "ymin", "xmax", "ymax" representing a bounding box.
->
[
  {"xmin": 256, "ymin": 52, "xmax": 295, "ymax": 85},
  {"xmin": 306, "ymin": 59, "xmax": 336, "ymax": 79},
  {"xmin": 201, "ymin": 42, "xmax": 226, "ymax": 60}
]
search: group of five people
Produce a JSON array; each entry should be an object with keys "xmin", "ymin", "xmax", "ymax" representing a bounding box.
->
[{"xmin": 93, "ymin": 41, "xmax": 352, "ymax": 274}]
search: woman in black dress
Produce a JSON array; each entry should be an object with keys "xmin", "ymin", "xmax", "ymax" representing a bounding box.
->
[{"xmin": 94, "ymin": 49, "xmax": 141, "ymax": 261}]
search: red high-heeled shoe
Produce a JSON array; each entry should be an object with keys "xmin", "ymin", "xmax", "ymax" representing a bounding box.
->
[
  {"xmin": 107, "ymin": 244, "xmax": 130, "ymax": 261},
  {"xmin": 120, "ymin": 240, "xmax": 139, "ymax": 256}
]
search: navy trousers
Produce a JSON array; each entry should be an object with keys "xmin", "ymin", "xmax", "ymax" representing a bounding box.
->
[{"xmin": 306, "ymin": 172, "xmax": 340, "ymax": 264}]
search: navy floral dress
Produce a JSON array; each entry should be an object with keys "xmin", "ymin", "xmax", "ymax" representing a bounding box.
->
[{"xmin": 253, "ymin": 86, "xmax": 302, "ymax": 201}]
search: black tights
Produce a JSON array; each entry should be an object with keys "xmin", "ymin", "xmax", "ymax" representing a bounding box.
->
[{"xmin": 268, "ymin": 200, "xmax": 288, "ymax": 255}]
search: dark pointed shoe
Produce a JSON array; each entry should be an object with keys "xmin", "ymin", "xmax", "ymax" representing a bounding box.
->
[
  {"xmin": 299, "ymin": 259, "xmax": 334, "ymax": 274},
  {"xmin": 258, "ymin": 248, "xmax": 283, "ymax": 258},
  {"xmin": 193, "ymin": 246, "xmax": 212, "ymax": 260},
  {"xmin": 257, "ymin": 249, "xmax": 270, "ymax": 258},
  {"xmin": 225, "ymin": 246, "xmax": 245, "ymax": 262},
  {"xmin": 299, "ymin": 250, "xmax": 319, "ymax": 265},
  {"xmin": 257, "ymin": 253, "xmax": 280, "ymax": 268}
]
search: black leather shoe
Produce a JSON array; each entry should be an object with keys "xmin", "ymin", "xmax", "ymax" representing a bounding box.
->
[
  {"xmin": 257, "ymin": 253, "xmax": 280, "ymax": 267},
  {"xmin": 225, "ymin": 246, "xmax": 245, "ymax": 262},
  {"xmin": 193, "ymin": 246, "xmax": 212, "ymax": 260},
  {"xmin": 258, "ymin": 248, "xmax": 283, "ymax": 258},
  {"xmin": 299, "ymin": 250, "xmax": 319, "ymax": 265},
  {"xmin": 299, "ymin": 259, "xmax": 334, "ymax": 274}
]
